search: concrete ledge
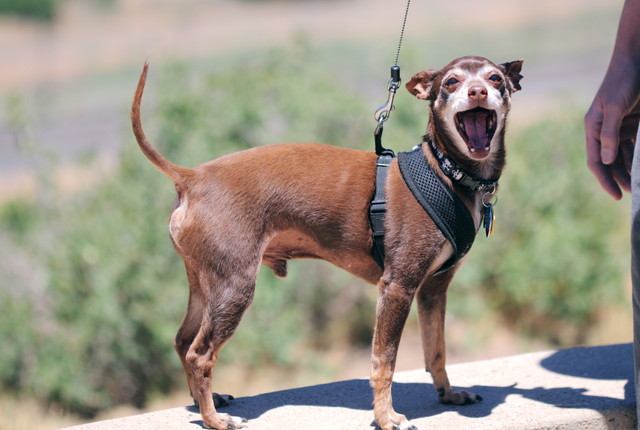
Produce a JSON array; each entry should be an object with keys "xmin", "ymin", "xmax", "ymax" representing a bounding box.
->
[{"xmin": 61, "ymin": 343, "xmax": 636, "ymax": 429}]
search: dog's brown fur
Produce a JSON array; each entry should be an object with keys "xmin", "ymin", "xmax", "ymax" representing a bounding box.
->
[{"xmin": 131, "ymin": 56, "xmax": 523, "ymax": 430}]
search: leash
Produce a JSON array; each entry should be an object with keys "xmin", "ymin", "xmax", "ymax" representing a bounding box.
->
[
  {"xmin": 369, "ymin": 0, "xmax": 411, "ymax": 267},
  {"xmin": 372, "ymin": 0, "xmax": 411, "ymax": 156}
]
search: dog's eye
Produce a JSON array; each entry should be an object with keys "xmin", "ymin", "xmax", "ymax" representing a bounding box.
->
[
  {"xmin": 444, "ymin": 77, "xmax": 459, "ymax": 86},
  {"xmin": 488, "ymin": 74, "xmax": 502, "ymax": 83}
]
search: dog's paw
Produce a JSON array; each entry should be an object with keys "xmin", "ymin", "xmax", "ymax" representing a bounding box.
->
[
  {"xmin": 438, "ymin": 387, "xmax": 482, "ymax": 405},
  {"xmin": 392, "ymin": 423, "xmax": 418, "ymax": 430},
  {"xmin": 375, "ymin": 412, "xmax": 416, "ymax": 430},
  {"xmin": 202, "ymin": 413, "xmax": 247, "ymax": 430},
  {"xmin": 224, "ymin": 415, "xmax": 248, "ymax": 430}
]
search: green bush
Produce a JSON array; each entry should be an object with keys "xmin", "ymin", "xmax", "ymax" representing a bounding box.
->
[
  {"xmin": 0, "ymin": 0, "xmax": 55, "ymax": 20},
  {"xmin": 451, "ymin": 112, "xmax": 630, "ymax": 344},
  {"xmin": 0, "ymin": 0, "xmax": 115, "ymax": 21},
  {"xmin": 0, "ymin": 45, "xmax": 375, "ymax": 415}
]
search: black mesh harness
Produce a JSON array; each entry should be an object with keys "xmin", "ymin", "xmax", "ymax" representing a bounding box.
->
[{"xmin": 369, "ymin": 142, "xmax": 492, "ymax": 274}]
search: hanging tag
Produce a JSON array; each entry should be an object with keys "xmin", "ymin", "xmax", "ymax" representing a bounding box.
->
[
  {"xmin": 482, "ymin": 189, "xmax": 498, "ymax": 238},
  {"xmin": 483, "ymin": 203, "xmax": 495, "ymax": 237}
]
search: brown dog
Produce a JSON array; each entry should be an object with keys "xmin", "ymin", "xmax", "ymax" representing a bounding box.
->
[{"xmin": 131, "ymin": 55, "xmax": 523, "ymax": 430}]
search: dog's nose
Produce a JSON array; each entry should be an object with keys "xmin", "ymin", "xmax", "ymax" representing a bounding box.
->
[{"xmin": 468, "ymin": 86, "xmax": 488, "ymax": 101}]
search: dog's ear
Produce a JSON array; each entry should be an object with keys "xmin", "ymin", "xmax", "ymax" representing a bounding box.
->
[
  {"xmin": 406, "ymin": 70, "xmax": 438, "ymax": 100},
  {"xmin": 500, "ymin": 60, "xmax": 524, "ymax": 92}
]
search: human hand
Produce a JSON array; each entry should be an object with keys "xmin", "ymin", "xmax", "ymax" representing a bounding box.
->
[{"xmin": 585, "ymin": 59, "xmax": 640, "ymax": 200}]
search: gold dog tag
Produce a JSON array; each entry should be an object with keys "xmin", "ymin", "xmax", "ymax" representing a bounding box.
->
[{"xmin": 489, "ymin": 211, "xmax": 495, "ymax": 236}]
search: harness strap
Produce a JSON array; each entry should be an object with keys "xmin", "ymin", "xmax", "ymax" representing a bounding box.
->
[
  {"xmin": 374, "ymin": 123, "xmax": 393, "ymax": 156},
  {"xmin": 369, "ymin": 149, "xmax": 395, "ymax": 268},
  {"xmin": 397, "ymin": 145, "xmax": 478, "ymax": 273}
]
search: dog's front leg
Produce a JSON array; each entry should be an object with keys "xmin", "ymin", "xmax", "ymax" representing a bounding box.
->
[
  {"xmin": 416, "ymin": 270, "xmax": 482, "ymax": 405},
  {"xmin": 370, "ymin": 278, "xmax": 418, "ymax": 430}
]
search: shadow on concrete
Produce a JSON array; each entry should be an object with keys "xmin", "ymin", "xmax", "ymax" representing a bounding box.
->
[
  {"xmin": 186, "ymin": 379, "xmax": 374, "ymax": 428},
  {"xmin": 540, "ymin": 343, "xmax": 632, "ymax": 379},
  {"xmin": 188, "ymin": 344, "xmax": 634, "ymax": 428},
  {"xmin": 539, "ymin": 342, "xmax": 635, "ymax": 406}
]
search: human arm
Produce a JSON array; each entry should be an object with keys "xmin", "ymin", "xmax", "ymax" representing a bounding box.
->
[{"xmin": 584, "ymin": 0, "xmax": 640, "ymax": 199}]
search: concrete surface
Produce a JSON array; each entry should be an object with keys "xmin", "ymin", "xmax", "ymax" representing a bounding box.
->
[{"xmin": 61, "ymin": 343, "xmax": 636, "ymax": 430}]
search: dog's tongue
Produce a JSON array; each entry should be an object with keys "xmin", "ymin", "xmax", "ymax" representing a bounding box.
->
[{"xmin": 461, "ymin": 109, "xmax": 490, "ymax": 150}]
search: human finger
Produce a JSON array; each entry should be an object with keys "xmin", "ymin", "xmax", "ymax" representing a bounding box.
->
[
  {"xmin": 619, "ymin": 139, "xmax": 635, "ymax": 174},
  {"xmin": 611, "ymin": 157, "xmax": 632, "ymax": 193},
  {"xmin": 585, "ymin": 103, "xmax": 623, "ymax": 199},
  {"xmin": 590, "ymin": 163, "xmax": 624, "ymax": 199},
  {"xmin": 599, "ymin": 107, "xmax": 623, "ymax": 165}
]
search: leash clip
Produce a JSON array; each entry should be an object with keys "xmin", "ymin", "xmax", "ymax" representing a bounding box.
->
[{"xmin": 374, "ymin": 66, "xmax": 401, "ymax": 135}]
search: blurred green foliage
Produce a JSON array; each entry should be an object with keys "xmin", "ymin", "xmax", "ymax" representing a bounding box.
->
[
  {"xmin": 451, "ymin": 113, "xmax": 630, "ymax": 344},
  {"xmin": 0, "ymin": 0, "xmax": 114, "ymax": 21},
  {"xmin": 0, "ymin": 0, "xmax": 55, "ymax": 20},
  {"xmin": 0, "ymin": 44, "xmax": 630, "ymax": 416}
]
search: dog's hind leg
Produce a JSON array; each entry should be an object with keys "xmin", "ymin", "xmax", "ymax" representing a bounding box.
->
[
  {"xmin": 370, "ymin": 278, "xmax": 418, "ymax": 430},
  {"xmin": 185, "ymin": 268, "xmax": 256, "ymax": 430},
  {"xmin": 416, "ymin": 270, "xmax": 482, "ymax": 406},
  {"xmin": 174, "ymin": 262, "xmax": 215, "ymax": 406}
]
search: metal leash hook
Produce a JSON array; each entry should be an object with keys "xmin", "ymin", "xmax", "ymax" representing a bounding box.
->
[
  {"xmin": 374, "ymin": 66, "xmax": 401, "ymax": 129},
  {"xmin": 373, "ymin": 65, "xmax": 401, "ymax": 156}
]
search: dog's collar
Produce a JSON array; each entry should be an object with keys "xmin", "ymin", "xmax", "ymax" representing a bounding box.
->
[{"xmin": 425, "ymin": 138, "xmax": 497, "ymax": 192}]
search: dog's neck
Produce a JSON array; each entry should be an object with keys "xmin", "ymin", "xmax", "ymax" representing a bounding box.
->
[
  {"xmin": 426, "ymin": 124, "xmax": 506, "ymax": 186},
  {"xmin": 422, "ymin": 129, "xmax": 505, "ymax": 232},
  {"xmin": 424, "ymin": 137, "xmax": 497, "ymax": 192}
]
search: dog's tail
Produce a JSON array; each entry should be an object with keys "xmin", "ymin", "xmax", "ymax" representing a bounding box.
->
[{"xmin": 131, "ymin": 61, "xmax": 193, "ymax": 184}]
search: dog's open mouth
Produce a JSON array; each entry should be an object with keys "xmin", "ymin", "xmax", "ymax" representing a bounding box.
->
[{"xmin": 454, "ymin": 107, "xmax": 497, "ymax": 157}]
